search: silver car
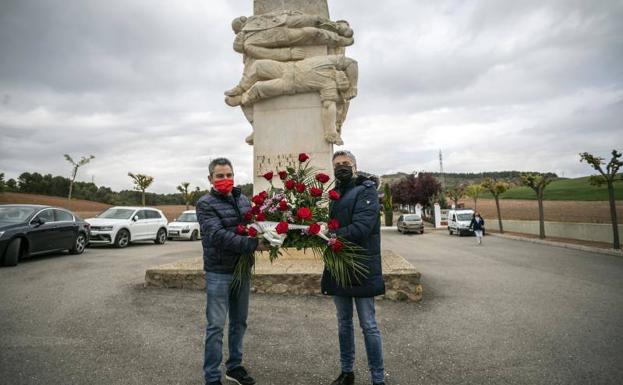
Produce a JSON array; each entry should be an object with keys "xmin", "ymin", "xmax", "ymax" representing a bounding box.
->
[{"xmin": 397, "ymin": 214, "xmax": 424, "ymax": 234}]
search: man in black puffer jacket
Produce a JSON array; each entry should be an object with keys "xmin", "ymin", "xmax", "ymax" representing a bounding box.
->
[
  {"xmin": 196, "ymin": 158, "xmax": 266, "ymax": 385},
  {"xmin": 322, "ymin": 150, "xmax": 386, "ymax": 385}
]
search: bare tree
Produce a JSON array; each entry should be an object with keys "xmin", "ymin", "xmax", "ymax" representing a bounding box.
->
[
  {"xmin": 520, "ymin": 173, "xmax": 554, "ymax": 239},
  {"xmin": 580, "ymin": 150, "xmax": 622, "ymax": 249},
  {"xmin": 465, "ymin": 184, "xmax": 484, "ymax": 210},
  {"xmin": 177, "ymin": 182, "xmax": 200, "ymax": 210},
  {"xmin": 64, "ymin": 154, "xmax": 95, "ymax": 202},
  {"xmin": 446, "ymin": 184, "xmax": 466, "ymax": 208},
  {"xmin": 482, "ymin": 178, "xmax": 511, "ymax": 233},
  {"xmin": 128, "ymin": 173, "xmax": 154, "ymax": 206}
]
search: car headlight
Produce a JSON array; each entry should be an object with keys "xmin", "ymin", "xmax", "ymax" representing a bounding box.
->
[{"xmin": 100, "ymin": 226, "xmax": 114, "ymax": 231}]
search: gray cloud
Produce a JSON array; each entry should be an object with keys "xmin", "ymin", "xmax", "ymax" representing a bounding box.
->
[{"xmin": 1, "ymin": 0, "xmax": 622, "ymax": 193}]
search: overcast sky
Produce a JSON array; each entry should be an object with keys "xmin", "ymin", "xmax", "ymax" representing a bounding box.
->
[{"xmin": 1, "ymin": 0, "xmax": 622, "ymax": 193}]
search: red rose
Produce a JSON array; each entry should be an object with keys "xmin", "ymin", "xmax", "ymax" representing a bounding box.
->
[
  {"xmin": 329, "ymin": 190, "xmax": 341, "ymax": 200},
  {"xmin": 252, "ymin": 194, "xmax": 265, "ymax": 205},
  {"xmin": 256, "ymin": 212, "xmax": 266, "ymax": 221},
  {"xmin": 278, "ymin": 200, "xmax": 289, "ymax": 211},
  {"xmin": 247, "ymin": 227, "xmax": 258, "ymax": 237},
  {"xmin": 276, "ymin": 221, "xmax": 289, "ymax": 234},
  {"xmin": 308, "ymin": 223, "xmax": 321, "ymax": 235},
  {"xmin": 296, "ymin": 207, "xmax": 312, "ymax": 220},
  {"xmin": 243, "ymin": 211, "xmax": 254, "ymax": 221},
  {"xmin": 330, "ymin": 239, "xmax": 344, "ymax": 252},
  {"xmin": 315, "ymin": 173, "xmax": 330, "ymax": 183},
  {"xmin": 298, "ymin": 153, "xmax": 310, "ymax": 162},
  {"xmin": 310, "ymin": 187, "xmax": 322, "ymax": 197},
  {"xmin": 285, "ymin": 179, "xmax": 296, "ymax": 190},
  {"xmin": 251, "ymin": 205, "xmax": 260, "ymax": 215},
  {"xmin": 278, "ymin": 170, "xmax": 288, "ymax": 180},
  {"xmin": 263, "ymin": 171, "xmax": 273, "ymax": 181},
  {"xmin": 236, "ymin": 224, "xmax": 247, "ymax": 235},
  {"xmin": 328, "ymin": 218, "xmax": 340, "ymax": 230},
  {"xmin": 259, "ymin": 191, "xmax": 268, "ymax": 199},
  {"xmin": 296, "ymin": 183, "xmax": 306, "ymax": 193}
]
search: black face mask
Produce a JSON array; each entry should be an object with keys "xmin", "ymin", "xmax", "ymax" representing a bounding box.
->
[{"xmin": 334, "ymin": 165, "xmax": 353, "ymax": 184}]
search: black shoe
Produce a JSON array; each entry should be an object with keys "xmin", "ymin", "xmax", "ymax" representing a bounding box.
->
[
  {"xmin": 331, "ymin": 372, "xmax": 354, "ymax": 385},
  {"xmin": 225, "ymin": 366, "xmax": 256, "ymax": 385},
  {"xmin": 373, "ymin": 383, "xmax": 385, "ymax": 385},
  {"xmin": 207, "ymin": 381, "xmax": 222, "ymax": 385}
]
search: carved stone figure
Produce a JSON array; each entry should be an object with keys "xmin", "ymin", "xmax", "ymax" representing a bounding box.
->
[{"xmin": 225, "ymin": 55, "xmax": 357, "ymax": 145}]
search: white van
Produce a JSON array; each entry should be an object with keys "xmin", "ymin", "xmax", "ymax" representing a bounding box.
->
[{"xmin": 447, "ymin": 209, "xmax": 475, "ymax": 236}]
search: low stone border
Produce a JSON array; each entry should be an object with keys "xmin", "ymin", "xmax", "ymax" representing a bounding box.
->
[
  {"xmin": 489, "ymin": 232, "xmax": 623, "ymax": 257},
  {"xmin": 145, "ymin": 249, "xmax": 422, "ymax": 302}
]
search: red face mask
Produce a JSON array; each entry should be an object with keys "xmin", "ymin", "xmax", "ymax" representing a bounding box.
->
[{"xmin": 213, "ymin": 178, "xmax": 234, "ymax": 195}]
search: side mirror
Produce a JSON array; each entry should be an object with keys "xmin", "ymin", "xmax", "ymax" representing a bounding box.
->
[{"xmin": 132, "ymin": 215, "xmax": 139, "ymax": 222}]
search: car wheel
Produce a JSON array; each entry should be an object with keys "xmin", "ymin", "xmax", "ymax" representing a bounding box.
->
[
  {"xmin": 2, "ymin": 238, "xmax": 21, "ymax": 267},
  {"xmin": 449, "ymin": 229, "xmax": 453, "ymax": 235},
  {"xmin": 70, "ymin": 232, "xmax": 87, "ymax": 255},
  {"xmin": 114, "ymin": 229, "xmax": 130, "ymax": 248},
  {"xmin": 420, "ymin": 229, "xmax": 424, "ymax": 234},
  {"xmin": 190, "ymin": 230, "xmax": 198, "ymax": 241},
  {"xmin": 155, "ymin": 228, "xmax": 167, "ymax": 244}
]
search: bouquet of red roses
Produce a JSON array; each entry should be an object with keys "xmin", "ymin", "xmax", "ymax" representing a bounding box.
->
[{"xmin": 232, "ymin": 153, "xmax": 368, "ymax": 290}]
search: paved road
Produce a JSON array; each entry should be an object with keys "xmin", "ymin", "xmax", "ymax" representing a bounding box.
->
[{"xmin": 1, "ymin": 231, "xmax": 622, "ymax": 385}]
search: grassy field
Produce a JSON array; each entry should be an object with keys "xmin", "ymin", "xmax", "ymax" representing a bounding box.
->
[{"xmin": 483, "ymin": 176, "xmax": 623, "ymax": 201}]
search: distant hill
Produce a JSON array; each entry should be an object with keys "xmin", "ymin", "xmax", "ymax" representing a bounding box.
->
[
  {"xmin": 0, "ymin": 192, "xmax": 189, "ymax": 221},
  {"xmin": 380, "ymin": 171, "xmax": 558, "ymax": 188},
  {"xmin": 380, "ymin": 172, "xmax": 622, "ymax": 201}
]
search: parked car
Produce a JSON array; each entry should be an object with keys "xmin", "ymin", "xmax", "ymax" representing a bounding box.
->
[
  {"xmin": 86, "ymin": 206, "xmax": 168, "ymax": 248},
  {"xmin": 447, "ymin": 209, "xmax": 475, "ymax": 236},
  {"xmin": 397, "ymin": 214, "xmax": 424, "ymax": 234},
  {"xmin": 0, "ymin": 204, "xmax": 90, "ymax": 267},
  {"xmin": 167, "ymin": 210, "xmax": 201, "ymax": 241}
]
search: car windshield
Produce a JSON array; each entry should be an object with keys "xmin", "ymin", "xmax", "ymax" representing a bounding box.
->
[
  {"xmin": 457, "ymin": 213, "xmax": 473, "ymax": 221},
  {"xmin": 98, "ymin": 208, "xmax": 135, "ymax": 219},
  {"xmin": 404, "ymin": 215, "xmax": 421, "ymax": 221},
  {"xmin": 176, "ymin": 213, "xmax": 197, "ymax": 222},
  {"xmin": 0, "ymin": 207, "xmax": 37, "ymax": 223}
]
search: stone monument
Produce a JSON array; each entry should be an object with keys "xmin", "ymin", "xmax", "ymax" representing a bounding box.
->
[{"xmin": 225, "ymin": 0, "xmax": 358, "ymax": 193}]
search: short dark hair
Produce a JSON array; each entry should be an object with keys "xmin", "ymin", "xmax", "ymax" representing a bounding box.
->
[
  {"xmin": 332, "ymin": 150, "xmax": 357, "ymax": 167},
  {"xmin": 209, "ymin": 157, "xmax": 234, "ymax": 177}
]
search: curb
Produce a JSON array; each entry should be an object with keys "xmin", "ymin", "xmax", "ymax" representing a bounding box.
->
[{"xmin": 489, "ymin": 233, "xmax": 623, "ymax": 257}]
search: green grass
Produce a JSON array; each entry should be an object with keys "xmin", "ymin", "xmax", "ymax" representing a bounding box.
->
[{"xmin": 480, "ymin": 175, "xmax": 623, "ymax": 201}]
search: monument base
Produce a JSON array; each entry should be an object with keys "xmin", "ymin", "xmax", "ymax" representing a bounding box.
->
[{"xmin": 145, "ymin": 250, "xmax": 423, "ymax": 302}]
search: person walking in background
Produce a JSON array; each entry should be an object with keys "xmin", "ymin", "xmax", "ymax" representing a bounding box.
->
[{"xmin": 470, "ymin": 212, "xmax": 485, "ymax": 245}]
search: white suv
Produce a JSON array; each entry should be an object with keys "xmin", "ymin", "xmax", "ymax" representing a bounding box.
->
[
  {"xmin": 86, "ymin": 206, "xmax": 168, "ymax": 248},
  {"xmin": 167, "ymin": 210, "xmax": 201, "ymax": 241}
]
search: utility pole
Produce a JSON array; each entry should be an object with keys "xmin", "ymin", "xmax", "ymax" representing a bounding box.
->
[{"xmin": 439, "ymin": 149, "xmax": 446, "ymax": 189}]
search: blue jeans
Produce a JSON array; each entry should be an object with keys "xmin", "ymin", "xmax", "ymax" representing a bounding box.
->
[
  {"xmin": 203, "ymin": 272, "xmax": 250, "ymax": 383},
  {"xmin": 333, "ymin": 296, "xmax": 385, "ymax": 384}
]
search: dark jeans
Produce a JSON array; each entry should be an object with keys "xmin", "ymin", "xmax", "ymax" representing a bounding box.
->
[
  {"xmin": 333, "ymin": 296, "xmax": 385, "ymax": 384},
  {"xmin": 203, "ymin": 272, "xmax": 250, "ymax": 383}
]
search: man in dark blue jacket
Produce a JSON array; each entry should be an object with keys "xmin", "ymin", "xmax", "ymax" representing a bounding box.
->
[
  {"xmin": 322, "ymin": 150, "xmax": 386, "ymax": 385},
  {"xmin": 196, "ymin": 158, "xmax": 266, "ymax": 385}
]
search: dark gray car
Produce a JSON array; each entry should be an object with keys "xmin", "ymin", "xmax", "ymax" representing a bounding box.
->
[{"xmin": 0, "ymin": 204, "xmax": 90, "ymax": 266}]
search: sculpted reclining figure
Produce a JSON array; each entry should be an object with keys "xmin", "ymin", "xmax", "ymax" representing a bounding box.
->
[
  {"xmin": 225, "ymin": 55, "xmax": 358, "ymax": 145},
  {"xmin": 231, "ymin": 12, "xmax": 353, "ymax": 61}
]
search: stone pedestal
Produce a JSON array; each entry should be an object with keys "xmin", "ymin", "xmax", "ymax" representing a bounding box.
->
[
  {"xmin": 250, "ymin": 0, "xmax": 333, "ymax": 194},
  {"xmin": 253, "ymin": 93, "xmax": 334, "ymax": 193}
]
